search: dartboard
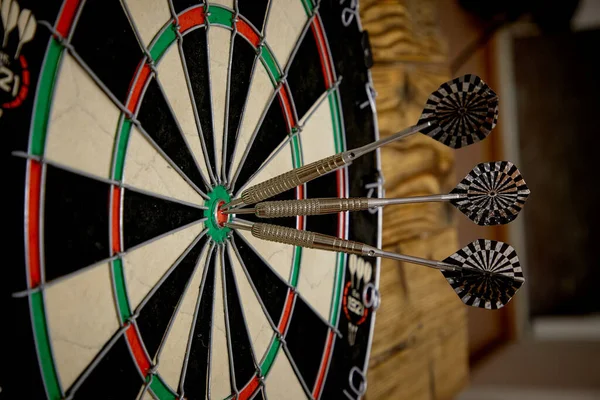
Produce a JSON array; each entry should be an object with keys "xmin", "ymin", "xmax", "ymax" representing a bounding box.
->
[{"xmin": 5, "ymin": 0, "xmax": 381, "ymax": 399}]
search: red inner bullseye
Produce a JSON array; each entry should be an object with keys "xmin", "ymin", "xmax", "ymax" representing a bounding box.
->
[{"xmin": 216, "ymin": 200, "xmax": 228, "ymax": 227}]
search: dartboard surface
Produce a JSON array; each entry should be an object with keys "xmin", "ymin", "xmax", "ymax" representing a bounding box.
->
[{"xmin": 5, "ymin": 0, "xmax": 381, "ymax": 398}]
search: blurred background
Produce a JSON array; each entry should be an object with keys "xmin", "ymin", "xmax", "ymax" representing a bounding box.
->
[
  {"xmin": 444, "ymin": 0, "xmax": 600, "ymax": 399},
  {"xmin": 361, "ymin": 0, "xmax": 600, "ymax": 398}
]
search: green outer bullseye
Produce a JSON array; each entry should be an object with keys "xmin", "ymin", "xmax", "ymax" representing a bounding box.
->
[{"xmin": 204, "ymin": 185, "xmax": 231, "ymax": 243}]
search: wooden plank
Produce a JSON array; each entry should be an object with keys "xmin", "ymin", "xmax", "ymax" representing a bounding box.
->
[
  {"xmin": 360, "ymin": 0, "xmax": 468, "ymax": 398},
  {"xmin": 368, "ymin": 229, "xmax": 468, "ymax": 399},
  {"xmin": 361, "ymin": 0, "xmax": 447, "ymax": 64}
]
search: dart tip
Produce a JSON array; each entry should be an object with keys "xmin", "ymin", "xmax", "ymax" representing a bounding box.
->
[
  {"xmin": 222, "ymin": 207, "xmax": 255, "ymax": 215},
  {"xmin": 224, "ymin": 221, "xmax": 253, "ymax": 231},
  {"xmin": 221, "ymin": 198, "xmax": 243, "ymax": 211},
  {"xmin": 215, "ymin": 201, "xmax": 228, "ymax": 227}
]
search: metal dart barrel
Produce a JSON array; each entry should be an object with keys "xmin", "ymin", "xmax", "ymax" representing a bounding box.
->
[{"xmin": 224, "ymin": 122, "xmax": 430, "ymax": 210}]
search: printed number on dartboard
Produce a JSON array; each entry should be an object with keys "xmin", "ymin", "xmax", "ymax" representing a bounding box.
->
[
  {"xmin": 340, "ymin": 0, "xmax": 358, "ymax": 27},
  {"xmin": 0, "ymin": 64, "xmax": 19, "ymax": 96}
]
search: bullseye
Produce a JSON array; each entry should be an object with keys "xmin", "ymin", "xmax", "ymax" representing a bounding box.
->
[
  {"xmin": 204, "ymin": 186, "xmax": 231, "ymax": 243},
  {"xmin": 216, "ymin": 201, "xmax": 228, "ymax": 227}
]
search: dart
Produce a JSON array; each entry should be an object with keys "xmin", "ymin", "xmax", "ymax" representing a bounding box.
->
[
  {"xmin": 225, "ymin": 221, "xmax": 523, "ymax": 309},
  {"xmin": 226, "ymin": 161, "xmax": 529, "ymax": 226},
  {"xmin": 224, "ymin": 74, "xmax": 499, "ymax": 210}
]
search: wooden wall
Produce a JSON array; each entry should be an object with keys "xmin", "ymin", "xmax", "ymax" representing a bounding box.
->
[{"xmin": 360, "ymin": 0, "xmax": 469, "ymax": 398}]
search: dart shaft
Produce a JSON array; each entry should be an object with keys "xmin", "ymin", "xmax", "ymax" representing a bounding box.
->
[
  {"xmin": 226, "ymin": 194, "xmax": 463, "ymax": 218},
  {"xmin": 350, "ymin": 122, "xmax": 431, "ymax": 159},
  {"xmin": 369, "ymin": 193, "xmax": 463, "ymax": 207},
  {"xmin": 225, "ymin": 220, "xmax": 253, "ymax": 231},
  {"xmin": 372, "ymin": 249, "xmax": 456, "ymax": 271},
  {"xmin": 225, "ymin": 122, "xmax": 430, "ymax": 209}
]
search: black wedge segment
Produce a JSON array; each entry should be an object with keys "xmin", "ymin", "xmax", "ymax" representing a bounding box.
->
[
  {"xmin": 182, "ymin": 250, "xmax": 216, "ymax": 398},
  {"xmin": 181, "ymin": 27, "xmax": 218, "ymax": 179},
  {"xmin": 224, "ymin": 37, "xmax": 258, "ymax": 178},
  {"xmin": 122, "ymin": 188, "xmax": 204, "ymax": 250},
  {"xmin": 234, "ymin": 97, "xmax": 288, "ymax": 189},
  {"xmin": 223, "ymin": 250, "xmax": 257, "ymax": 389},
  {"xmin": 136, "ymin": 235, "xmax": 208, "ymax": 359},
  {"xmin": 44, "ymin": 165, "xmax": 110, "ymax": 282},
  {"xmin": 136, "ymin": 77, "xmax": 206, "ymax": 191},
  {"xmin": 233, "ymin": 232, "xmax": 288, "ymax": 324},
  {"xmin": 286, "ymin": 28, "xmax": 327, "ymax": 120},
  {"xmin": 238, "ymin": 0, "xmax": 270, "ymax": 33},
  {"xmin": 284, "ymin": 296, "xmax": 329, "ymax": 390},
  {"xmin": 70, "ymin": 0, "xmax": 143, "ymax": 103},
  {"xmin": 305, "ymin": 174, "xmax": 338, "ymax": 236},
  {"xmin": 71, "ymin": 335, "xmax": 143, "ymax": 399},
  {"xmin": 171, "ymin": 0, "xmax": 200, "ymax": 14}
]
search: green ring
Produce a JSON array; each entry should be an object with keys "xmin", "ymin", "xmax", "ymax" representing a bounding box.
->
[{"xmin": 204, "ymin": 185, "xmax": 231, "ymax": 243}]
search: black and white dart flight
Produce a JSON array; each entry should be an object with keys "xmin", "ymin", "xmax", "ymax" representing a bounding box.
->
[
  {"xmin": 418, "ymin": 74, "xmax": 498, "ymax": 149},
  {"xmin": 451, "ymin": 161, "xmax": 530, "ymax": 226},
  {"xmin": 441, "ymin": 239, "xmax": 524, "ymax": 309}
]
